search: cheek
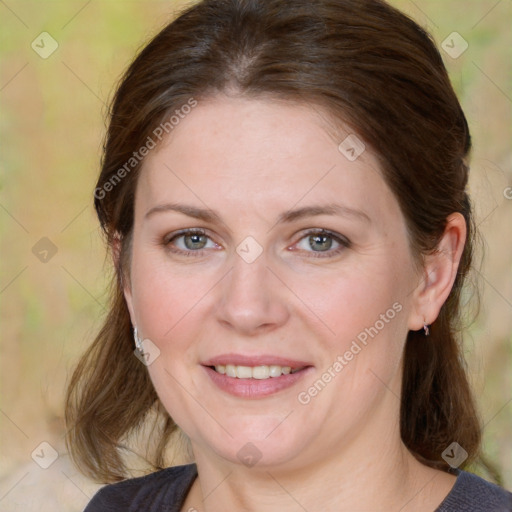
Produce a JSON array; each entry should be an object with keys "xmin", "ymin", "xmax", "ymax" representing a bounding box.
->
[
  {"xmin": 299, "ymin": 257, "xmax": 410, "ymax": 402},
  {"xmin": 128, "ymin": 253, "xmax": 213, "ymax": 432},
  {"xmin": 302, "ymin": 263, "xmax": 405, "ymax": 344},
  {"xmin": 130, "ymin": 248, "xmax": 211, "ymax": 342}
]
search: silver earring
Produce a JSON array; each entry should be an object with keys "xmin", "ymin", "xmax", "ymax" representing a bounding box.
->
[
  {"xmin": 133, "ymin": 327, "xmax": 144, "ymax": 352},
  {"xmin": 423, "ymin": 321, "xmax": 430, "ymax": 336}
]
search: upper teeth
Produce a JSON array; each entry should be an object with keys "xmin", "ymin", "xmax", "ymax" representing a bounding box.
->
[{"xmin": 214, "ymin": 364, "xmax": 299, "ymax": 379}]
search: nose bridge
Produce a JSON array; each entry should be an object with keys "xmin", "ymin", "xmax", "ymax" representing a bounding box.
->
[{"xmin": 215, "ymin": 247, "xmax": 288, "ymax": 333}]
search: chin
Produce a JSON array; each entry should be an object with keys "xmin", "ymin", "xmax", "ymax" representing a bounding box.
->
[{"xmin": 199, "ymin": 420, "xmax": 314, "ymax": 470}]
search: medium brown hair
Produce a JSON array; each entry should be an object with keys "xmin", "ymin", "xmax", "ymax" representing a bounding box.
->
[{"xmin": 65, "ymin": 0, "xmax": 484, "ymax": 483}]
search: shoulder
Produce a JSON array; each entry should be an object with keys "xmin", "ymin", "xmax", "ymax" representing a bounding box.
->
[
  {"xmin": 83, "ymin": 463, "xmax": 197, "ymax": 512},
  {"xmin": 436, "ymin": 469, "xmax": 512, "ymax": 512}
]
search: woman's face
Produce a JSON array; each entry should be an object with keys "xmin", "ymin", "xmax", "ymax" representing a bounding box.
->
[{"xmin": 124, "ymin": 95, "xmax": 423, "ymax": 470}]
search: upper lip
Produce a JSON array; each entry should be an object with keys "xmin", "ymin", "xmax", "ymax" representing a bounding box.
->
[{"xmin": 202, "ymin": 353, "xmax": 312, "ymax": 370}]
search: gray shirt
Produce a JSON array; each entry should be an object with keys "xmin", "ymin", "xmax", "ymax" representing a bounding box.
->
[{"xmin": 84, "ymin": 463, "xmax": 512, "ymax": 511}]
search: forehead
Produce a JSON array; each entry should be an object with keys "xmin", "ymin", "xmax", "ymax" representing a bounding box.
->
[{"xmin": 136, "ymin": 95, "xmax": 399, "ymax": 227}]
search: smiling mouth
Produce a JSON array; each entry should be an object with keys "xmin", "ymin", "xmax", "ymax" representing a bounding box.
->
[{"xmin": 209, "ymin": 364, "xmax": 306, "ymax": 379}]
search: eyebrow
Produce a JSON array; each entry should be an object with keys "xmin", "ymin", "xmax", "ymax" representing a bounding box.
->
[{"xmin": 144, "ymin": 202, "xmax": 371, "ymax": 224}]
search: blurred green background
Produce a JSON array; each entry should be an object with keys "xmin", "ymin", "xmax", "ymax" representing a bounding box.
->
[{"xmin": 1, "ymin": 0, "xmax": 511, "ymax": 509}]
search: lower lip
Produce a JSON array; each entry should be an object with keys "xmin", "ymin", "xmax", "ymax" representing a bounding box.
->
[{"xmin": 202, "ymin": 366, "xmax": 313, "ymax": 398}]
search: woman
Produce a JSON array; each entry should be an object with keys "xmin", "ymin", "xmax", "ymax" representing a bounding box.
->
[{"xmin": 65, "ymin": 0, "xmax": 512, "ymax": 510}]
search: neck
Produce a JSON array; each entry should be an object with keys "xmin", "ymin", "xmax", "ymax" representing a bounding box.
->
[{"xmin": 182, "ymin": 397, "xmax": 451, "ymax": 511}]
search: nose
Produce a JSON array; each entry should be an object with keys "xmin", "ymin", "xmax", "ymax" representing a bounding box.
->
[{"xmin": 214, "ymin": 250, "xmax": 290, "ymax": 336}]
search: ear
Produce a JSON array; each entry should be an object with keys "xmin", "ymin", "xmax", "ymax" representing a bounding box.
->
[
  {"xmin": 407, "ymin": 212, "xmax": 467, "ymax": 331},
  {"xmin": 112, "ymin": 233, "xmax": 136, "ymax": 326}
]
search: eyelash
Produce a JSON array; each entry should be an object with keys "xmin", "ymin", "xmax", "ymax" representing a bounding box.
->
[{"xmin": 163, "ymin": 228, "xmax": 351, "ymax": 259}]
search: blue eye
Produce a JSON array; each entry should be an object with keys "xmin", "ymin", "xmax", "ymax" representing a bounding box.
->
[
  {"xmin": 163, "ymin": 228, "xmax": 350, "ymax": 258},
  {"xmin": 294, "ymin": 229, "xmax": 350, "ymax": 258},
  {"xmin": 164, "ymin": 229, "xmax": 217, "ymax": 256},
  {"xmin": 179, "ymin": 232, "xmax": 208, "ymax": 250}
]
